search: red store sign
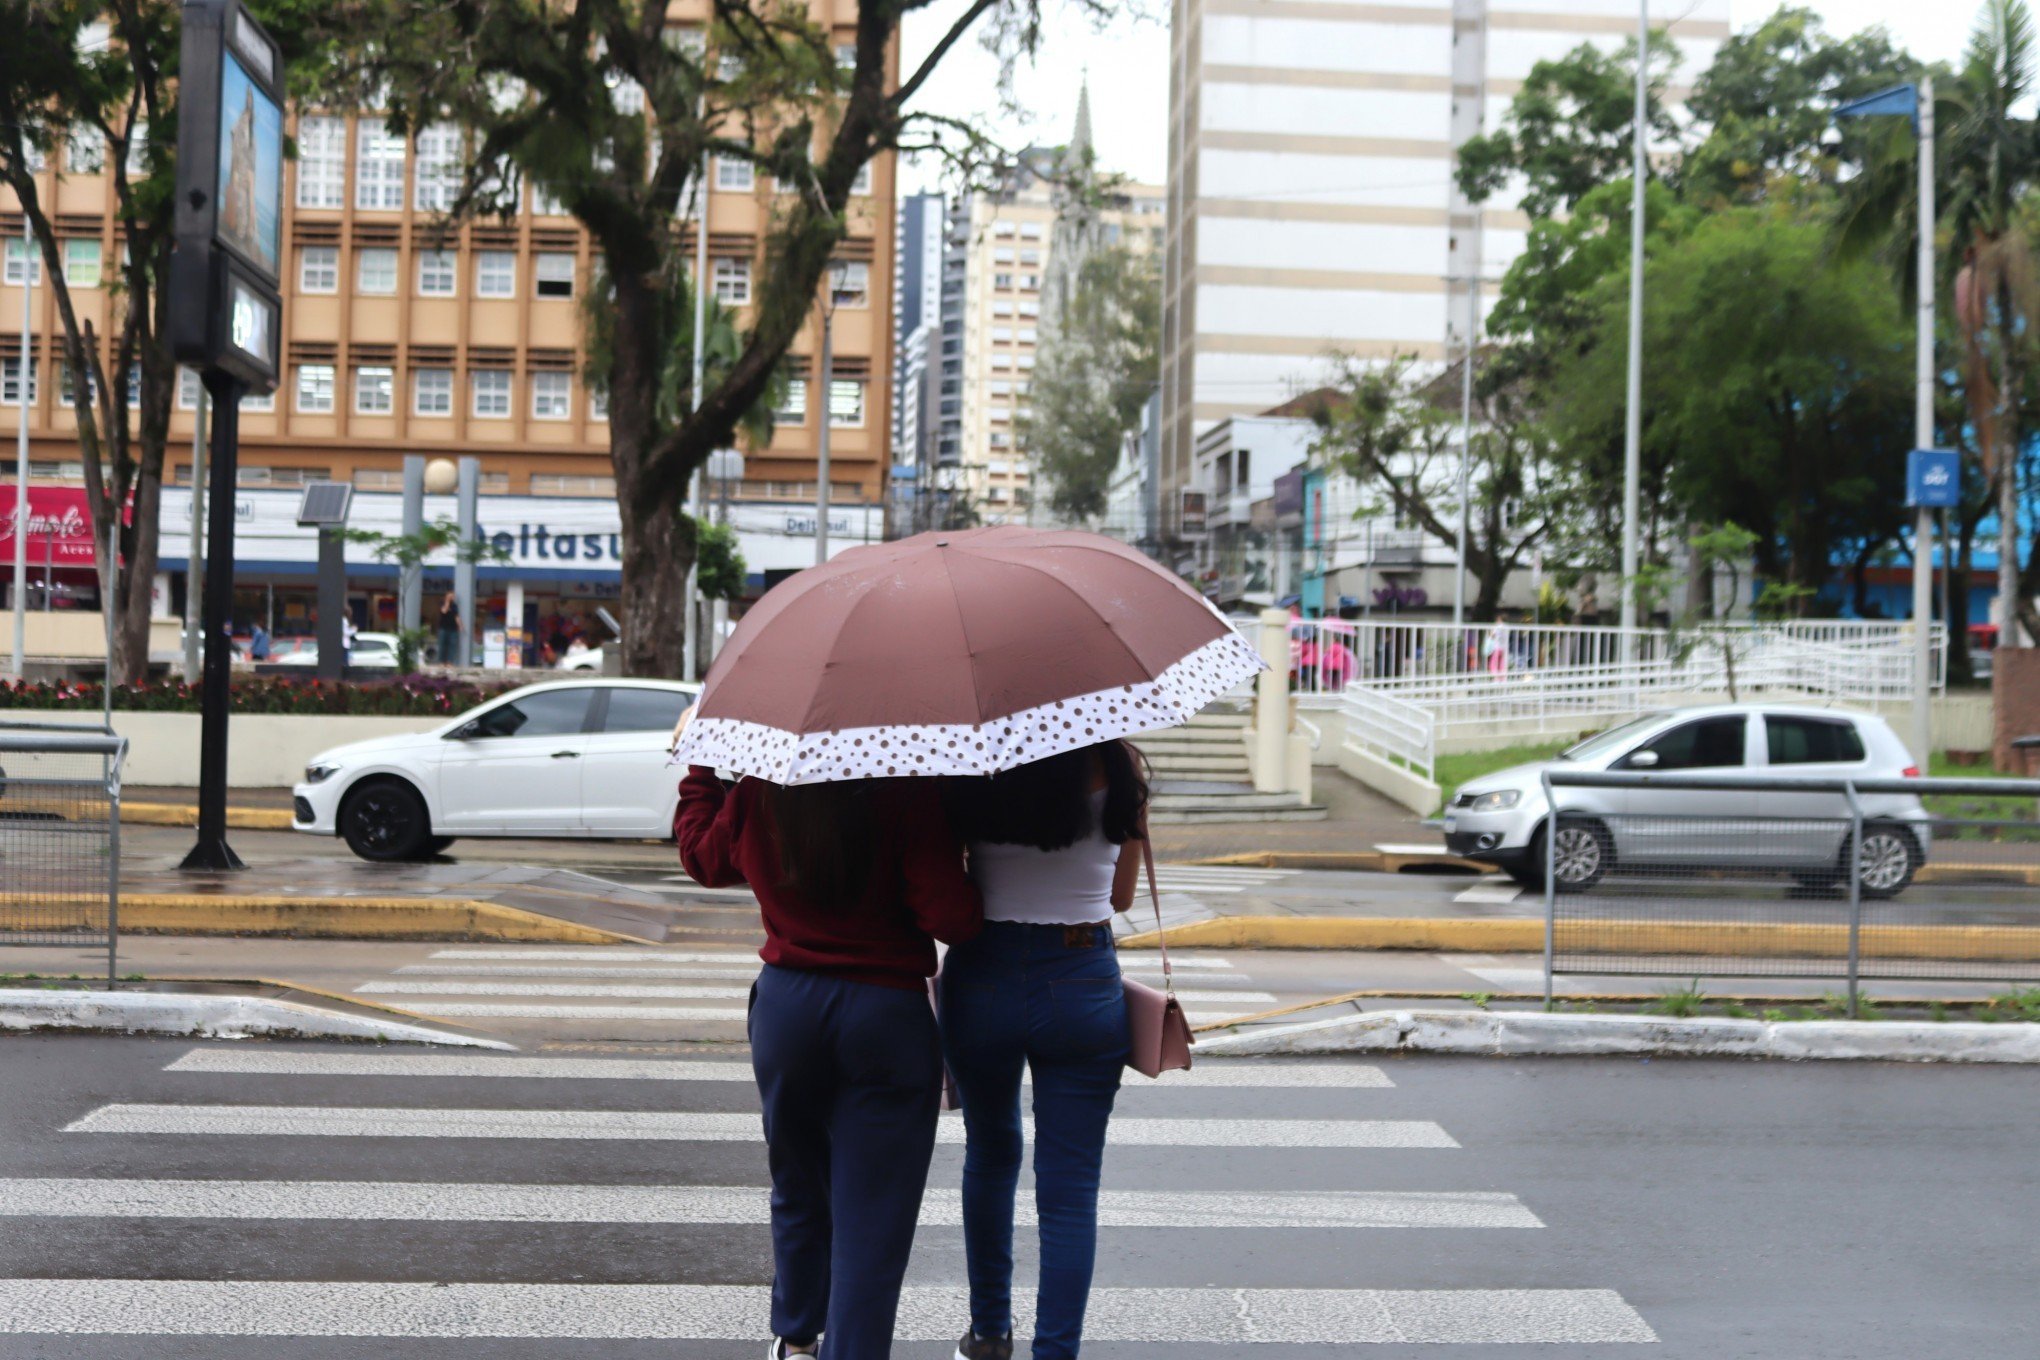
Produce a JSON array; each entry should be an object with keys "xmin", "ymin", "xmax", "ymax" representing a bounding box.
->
[{"xmin": 0, "ymin": 486, "xmax": 101, "ymax": 567}]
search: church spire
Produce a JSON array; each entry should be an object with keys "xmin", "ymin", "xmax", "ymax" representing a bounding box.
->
[{"xmin": 1069, "ymin": 73, "xmax": 1093, "ymax": 168}]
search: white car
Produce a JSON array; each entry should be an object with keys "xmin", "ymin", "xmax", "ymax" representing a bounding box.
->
[
  {"xmin": 1442, "ymin": 703, "xmax": 1932, "ymax": 897},
  {"xmin": 269, "ymin": 631, "xmax": 402, "ymax": 669},
  {"xmin": 292, "ymin": 678, "xmax": 699, "ymax": 860}
]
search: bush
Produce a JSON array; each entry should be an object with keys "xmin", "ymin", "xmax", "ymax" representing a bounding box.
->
[{"xmin": 0, "ymin": 675, "xmax": 523, "ymax": 718}]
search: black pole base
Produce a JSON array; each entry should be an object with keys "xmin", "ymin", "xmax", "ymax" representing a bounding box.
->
[{"xmin": 179, "ymin": 837, "xmax": 245, "ymax": 871}]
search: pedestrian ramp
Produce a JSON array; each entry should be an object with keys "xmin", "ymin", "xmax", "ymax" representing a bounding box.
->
[{"xmin": 0, "ymin": 1042, "xmax": 1662, "ymax": 1349}]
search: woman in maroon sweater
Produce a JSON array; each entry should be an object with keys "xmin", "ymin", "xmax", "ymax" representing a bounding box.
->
[{"xmin": 677, "ymin": 764, "xmax": 982, "ymax": 1360}]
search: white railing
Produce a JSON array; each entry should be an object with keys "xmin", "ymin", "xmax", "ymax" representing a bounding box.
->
[
  {"xmin": 1315, "ymin": 619, "xmax": 1943, "ymax": 782},
  {"xmin": 1339, "ymin": 683, "xmax": 1435, "ymax": 782}
]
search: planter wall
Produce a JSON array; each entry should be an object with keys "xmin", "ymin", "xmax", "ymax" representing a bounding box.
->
[{"xmin": 10, "ymin": 712, "xmax": 444, "ymax": 789}]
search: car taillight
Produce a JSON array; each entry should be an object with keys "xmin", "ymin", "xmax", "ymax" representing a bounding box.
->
[{"xmin": 1902, "ymin": 766, "xmax": 1920, "ymax": 778}]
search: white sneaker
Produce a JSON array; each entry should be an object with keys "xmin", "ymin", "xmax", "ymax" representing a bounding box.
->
[{"xmin": 768, "ymin": 1340, "xmax": 819, "ymax": 1360}]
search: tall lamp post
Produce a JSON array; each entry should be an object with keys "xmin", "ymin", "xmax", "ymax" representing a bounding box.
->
[
  {"xmin": 1617, "ymin": 0, "xmax": 1649, "ymax": 663},
  {"xmin": 1837, "ymin": 78, "xmax": 1940, "ymax": 769},
  {"xmin": 815, "ymin": 262, "xmax": 845, "ymax": 567},
  {"xmin": 11, "ymin": 226, "xmax": 32, "ymax": 677}
]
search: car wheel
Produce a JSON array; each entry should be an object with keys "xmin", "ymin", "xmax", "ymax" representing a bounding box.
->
[
  {"xmin": 427, "ymin": 836, "xmax": 456, "ymax": 856},
  {"xmin": 1549, "ymin": 819, "xmax": 1611, "ymax": 892},
  {"xmin": 1850, "ymin": 824, "xmax": 1919, "ymax": 900},
  {"xmin": 339, "ymin": 780, "xmax": 432, "ymax": 862},
  {"xmin": 1504, "ymin": 844, "xmax": 1545, "ymax": 891}
]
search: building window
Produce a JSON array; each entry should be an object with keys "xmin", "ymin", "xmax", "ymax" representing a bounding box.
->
[
  {"xmin": 992, "ymin": 246, "xmax": 1015, "ymax": 265},
  {"xmin": 417, "ymin": 249, "xmax": 456, "ymax": 296},
  {"xmin": 353, "ymin": 366, "xmax": 394, "ymax": 414},
  {"xmin": 66, "ymin": 125, "xmax": 105, "ymax": 175},
  {"xmin": 352, "ymin": 468, "xmax": 405, "ymax": 490},
  {"xmin": 296, "ymin": 364, "xmax": 336, "ymax": 414},
  {"xmin": 355, "ymin": 127, "xmax": 406, "ymax": 210},
  {"xmin": 471, "ymin": 369, "xmax": 512, "ymax": 418},
  {"xmin": 3, "ymin": 239, "xmax": 42, "ymax": 286},
  {"xmin": 588, "ymin": 385, "xmax": 608, "ymax": 420},
  {"xmin": 1016, "ymin": 352, "xmax": 1035, "ymax": 370},
  {"xmin": 530, "ymin": 473, "xmax": 618, "ymax": 497},
  {"xmin": 994, "ymin": 272, "xmax": 1013, "ymax": 290},
  {"xmin": 354, "ymin": 247, "xmax": 398, "ymax": 295},
  {"xmin": 242, "ymin": 388, "xmax": 274, "ymax": 413},
  {"xmin": 530, "ymin": 371, "xmax": 571, "ymax": 420},
  {"xmin": 776, "ymin": 377, "xmax": 807, "ymax": 422},
  {"xmin": 530, "ymin": 183, "xmax": 567, "ymax": 216},
  {"xmin": 992, "ymin": 300, "xmax": 1013, "ymax": 317},
  {"xmin": 1018, "ymin": 298, "xmax": 1039, "ymax": 315},
  {"xmin": 990, "ymin": 353, "xmax": 1011, "ymax": 370},
  {"xmin": 1020, "ymin": 222, "xmax": 1043, "ymax": 239},
  {"xmin": 476, "ymin": 250, "xmax": 516, "ymax": 298},
  {"xmin": 991, "ymin": 325, "xmax": 1012, "ymax": 343},
  {"xmin": 1, "ymin": 357, "xmax": 37, "ymax": 407},
  {"xmin": 534, "ymin": 253, "xmax": 576, "ymax": 298},
  {"xmin": 413, "ymin": 367, "xmax": 453, "ymax": 416},
  {"xmin": 1019, "ymin": 248, "xmax": 1041, "ymax": 266},
  {"xmin": 834, "ymin": 42, "xmax": 856, "ymax": 70},
  {"xmin": 177, "ymin": 366, "xmax": 200, "ymax": 410},
  {"xmin": 296, "ymin": 116, "xmax": 347, "ymax": 208},
  {"xmin": 414, "ymin": 122, "xmax": 462, "ymax": 212},
  {"xmin": 298, "ymin": 246, "xmax": 338, "ymax": 294},
  {"xmin": 830, "ymin": 261, "xmax": 869, "ymax": 308},
  {"xmin": 63, "ymin": 239, "xmax": 102, "ymax": 287},
  {"xmin": 713, "ymin": 256, "xmax": 751, "ymax": 305},
  {"xmin": 123, "ymin": 120, "xmax": 149, "ymax": 174},
  {"xmin": 828, "ymin": 379, "xmax": 863, "ymax": 427},
  {"xmin": 993, "ymin": 221, "xmax": 1015, "ymax": 238},
  {"xmin": 715, "ymin": 156, "xmax": 754, "ymax": 191},
  {"xmin": 1018, "ymin": 327, "xmax": 1036, "ymax": 345},
  {"xmin": 850, "ymin": 163, "xmax": 872, "ymax": 196}
]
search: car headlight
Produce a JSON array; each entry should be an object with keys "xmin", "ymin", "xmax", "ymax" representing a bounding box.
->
[
  {"xmin": 1468, "ymin": 790, "xmax": 1521, "ymax": 812},
  {"xmin": 304, "ymin": 761, "xmax": 342, "ymax": 785}
]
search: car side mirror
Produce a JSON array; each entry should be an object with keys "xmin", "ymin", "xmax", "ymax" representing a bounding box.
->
[
  {"xmin": 1626, "ymin": 749, "xmax": 1659, "ymax": 769},
  {"xmin": 446, "ymin": 720, "xmax": 480, "ymax": 741}
]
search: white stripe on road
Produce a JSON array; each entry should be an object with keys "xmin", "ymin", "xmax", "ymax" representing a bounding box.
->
[
  {"xmin": 427, "ymin": 947, "xmax": 1240, "ymax": 968},
  {"xmin": 0, "ymin": 1281, "xmax": 1649, "ymax": 1342},
  {"xmin": 358, "ymin": 982, "xmax": 753, "ymax": 1000},
  {"xmin": 66, "ymin": 1105, "xmax": 1457, "ymax": 1147},
  {"xmin": 381, "ymin": 1003, "xmax": 753, "ymax": 1021},
  {"xmin": 0, "ymin": 1180, "xmax": 1535, "ymax": 1229},
  {"xmin": 165, "ymin": 1049, "xmax": 1395, "ymax": 1087},
  {"xmin": 1453, "ymin": 881, "xmax": 1525, "ymax": 905}
]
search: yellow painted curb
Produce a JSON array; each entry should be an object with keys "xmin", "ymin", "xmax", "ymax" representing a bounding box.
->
[
  {"xmin": 1120, "ymin": 915, "xmax": 2040, "ymax": 961},
  {"xmin": 1183, "ymin": 851, "xmax": 2040, "ymax": 886},
  {"xmin": 119, "ymin": 802, "xmax": 296, "ymax": 831},
  {"xmin": 109, "ymin": 894, "xmax": 641, "ymax": 944}
]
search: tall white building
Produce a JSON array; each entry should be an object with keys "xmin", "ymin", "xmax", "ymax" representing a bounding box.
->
[{"xmin": 1159, "ymin": 0, "xmax": 1731, "ymax": 545}]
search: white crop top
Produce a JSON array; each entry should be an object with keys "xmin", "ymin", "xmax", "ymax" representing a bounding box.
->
[{"xmin": 969, "ymin": 791, "xmax": 1120, "ymax": 926}]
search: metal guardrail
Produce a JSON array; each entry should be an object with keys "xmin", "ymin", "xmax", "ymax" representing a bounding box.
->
[
  {"xmin": 0, "ymin": 729, "xmax": 127, "ymax": 987},
  {"xmin": 1339, "ymin": 685, "xmax": 1435, "ymax": 782},
  {"xmin": 1539, "ymin": 769, "xmax": 2040, "ymax": 1014}
]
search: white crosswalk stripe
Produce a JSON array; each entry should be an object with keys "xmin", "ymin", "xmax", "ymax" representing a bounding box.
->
[
  {"xmin": 427, "ymin": 946, "xmax": 1242, "ymax": 968},
  {"xmin": 0, "ymin": 1179, "xmax": 1540, "ymax": 1229},
  {"xmin": 368, "ymin": 1003, "xmax": 757, "ymax": 1021},
  {"xmin": 357, "ymin": 978, "xmax": 1279, "ymax": 1005},
  {"xmin": 391, "ymin": 962, "xmax": 1255, "ymax": 985},
  {"xmin": 0, "ymin": 1281, "xmax": 1654, "ymax": 1342},
  {"xmin": 165, "ymin": 1049, "xmax": 1395, "ymax": 1087},
  {"xmin": 66, "ymin": 1104, "xmax": 1460, "ymax": 1147}
]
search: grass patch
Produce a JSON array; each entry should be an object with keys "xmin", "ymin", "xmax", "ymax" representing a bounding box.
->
[
  {"xmin": 1646, "ymin": 979, "xmax": 1709, "ymax": 1018},
  {"xmin": 1434, "ymin": 742, "xmax": 1568, "ymax": 811},
  {"xmin": 1924, "ymin": 753, "xmax": 2037, "ymax": 838}
]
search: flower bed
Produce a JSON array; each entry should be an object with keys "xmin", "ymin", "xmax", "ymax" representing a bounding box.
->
[{"xmin": 0, "ymin": 675, "xmax": 522, "ymax": 717}]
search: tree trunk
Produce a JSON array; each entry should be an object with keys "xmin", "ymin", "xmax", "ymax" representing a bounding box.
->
[
  {"xmin": 1996, "ymin": 286, "xmax": 2024, "ymax": 648},
  {"xmin": 617, "ymin": 494, "xmax": 695, "ymax": 678}
]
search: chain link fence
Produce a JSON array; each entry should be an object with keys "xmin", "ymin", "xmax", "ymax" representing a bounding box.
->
[
  {"xmin": 1541, "ymin": 769, "xmax": 2040, "ymax": 1012},
  {"xmin": 0, "ymin": 726, "xmax": 127, "ymax": 986}
]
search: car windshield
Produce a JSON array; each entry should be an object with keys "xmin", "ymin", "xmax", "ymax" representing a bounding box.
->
[{"xmin": 1560, "ymin": 714, "xmax": 1671, "ymax": 763}]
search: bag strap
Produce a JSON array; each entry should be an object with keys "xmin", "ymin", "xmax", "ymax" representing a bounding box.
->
[{"xmin": 1140, "ymin": 834, "xmax": 1174, "ymax": 998}]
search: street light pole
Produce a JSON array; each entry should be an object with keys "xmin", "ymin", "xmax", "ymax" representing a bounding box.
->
[
  {"xmin": 1617, "ymin": 0, "xmax": 1647, "ymax": 662},
  {"xmin": 1452, "ymin": 252, "xmax": 1477, "ymax": 631},
  {"xmin": 12, "ymin": 228, "xmax": 31, "ymax": 677},
  {"xmin": 1911, "ymin": 77, "xmax": 1936, "ymax": 768},
  {"xmin": 815, "ymin": 288, "xmax": 835, "ymax": 567}
]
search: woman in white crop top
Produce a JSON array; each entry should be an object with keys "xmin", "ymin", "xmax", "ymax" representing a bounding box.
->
[{"xmin": 937, "ymin": 740, "xmax": 1148, "ymax": 1360}]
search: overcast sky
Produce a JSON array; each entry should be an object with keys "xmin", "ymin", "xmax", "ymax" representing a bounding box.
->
[{"xmin": 898, "ymin": 1, "xmax": 1984, "ymax": 193}]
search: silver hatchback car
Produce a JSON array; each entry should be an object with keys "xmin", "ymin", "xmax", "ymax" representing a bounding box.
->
[{"xmin": 1443, "ymin": 704, "xmax": 1932, "ymax": 897}]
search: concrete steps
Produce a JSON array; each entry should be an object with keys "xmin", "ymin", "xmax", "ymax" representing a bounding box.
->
[{"xmin": 1136, "ymin": 707, "xmax": 1326, "ymax": 823}]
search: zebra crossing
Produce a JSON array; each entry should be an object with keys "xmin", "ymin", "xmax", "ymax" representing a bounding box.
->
[
  {"xmin": 640, "ymin": 865, "xmax": 1299, "ymax": 899},
  {"xmin": 343, "ymin": 945, "xmax": 1283, "ymax": 1032},
  {"xmin": 0, "ymin": 1036, "xmax": 1663, "ymax": 1350}
]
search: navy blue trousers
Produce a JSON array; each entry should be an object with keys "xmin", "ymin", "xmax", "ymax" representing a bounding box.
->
[{"xmin": 750, "ymin": 964, "xmax": 943, "ymax": 1358}]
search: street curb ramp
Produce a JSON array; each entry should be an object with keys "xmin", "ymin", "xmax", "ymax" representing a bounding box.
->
[
  {"xmin": 1195, "ymin": 1008, "xmax": 2040, "ymax": 1064},
  {"xmin": 0, "ymin": 987, "xmax": 513, "ymax": 1048}
]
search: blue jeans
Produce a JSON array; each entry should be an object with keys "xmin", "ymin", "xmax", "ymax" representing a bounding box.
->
[
  {"xmin": 939, "ymin": 921, "xmax": 1128, "ymax": 1360},
  {"xmin": 749, "ymin": 964, "xmax": 943, "ymax": 1360}
]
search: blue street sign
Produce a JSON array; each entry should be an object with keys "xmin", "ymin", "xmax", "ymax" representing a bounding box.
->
[{"xmin": 1906, "ymin": 448, "xmax": 1960, "ymax": 508}]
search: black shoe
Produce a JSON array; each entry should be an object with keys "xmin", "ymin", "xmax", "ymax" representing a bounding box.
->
[{"xmin": 954, "ymin": 1329, "xmax": 1013, "ymax": 1360}]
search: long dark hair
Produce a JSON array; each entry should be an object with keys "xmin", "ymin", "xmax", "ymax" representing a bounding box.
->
[
  {"xmin": 948, "ymin": 740, "xmax": 1150, "ymax": 851},
  {"xmin": 763, "ymin": 779, "xmax": 877, "ymax": 903}
]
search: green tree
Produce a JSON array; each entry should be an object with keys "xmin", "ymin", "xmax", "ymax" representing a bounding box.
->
[
  {"xmin": 1020, "ymin": 243, "xmax": 1159, "ymax": 524},
  {"xmin": 293, "ymin": 0, "xmax": 1089, "ymax": 676},
  {"xmin": 1309, "ymin": 355, "xmax": 1561, "ymax": 622},
  {"xmin": 693, "ymin": 520, "xmax": 746, "ymax": 602},
  {"xmin": 1542, "ymin": 205, "xmax": 1913, "ymax": 603},
  {"xmin": 0, "ymin": 0, "xmax": 180, "ymax": 681}
]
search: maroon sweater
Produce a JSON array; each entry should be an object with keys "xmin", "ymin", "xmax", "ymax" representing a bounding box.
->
[{"xmin": 675, "ymin": 766, "xmax": 983, "ymax": 992}]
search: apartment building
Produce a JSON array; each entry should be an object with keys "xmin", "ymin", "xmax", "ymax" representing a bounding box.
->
[
  {"xmin": 1, "ymin": 0, "xmax": 895, "ymax": 647},
  {"xmin": 890, "ymin": 190, "xmax": 943, "ymax": 532},
  {"xmin": 1160, "ymin": 0, "xmax": 1731, "ymax": 548}
]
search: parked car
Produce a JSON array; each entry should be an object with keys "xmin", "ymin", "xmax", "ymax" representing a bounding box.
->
[
  {"xmin": 292, "ymin": 678, "xmax": 700, "ymax": 860},
  {"xmin": 1443, "ymin": 704, "xmax": 1931, "ymax": 897},
  {"xmin": 268, "ymin": 631, "xmax": 402, "ymax": 670}
]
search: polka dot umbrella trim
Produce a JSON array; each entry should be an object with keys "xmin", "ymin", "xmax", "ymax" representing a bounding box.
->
[{"xmin": 670, "ymin": 527, "xmax": 1267, "ymax": 784}]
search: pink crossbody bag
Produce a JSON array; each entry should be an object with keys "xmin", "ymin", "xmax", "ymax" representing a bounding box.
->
[{"xmin": 1121, "ymin": 837, "xmax": 1194, "ymax": 1077}]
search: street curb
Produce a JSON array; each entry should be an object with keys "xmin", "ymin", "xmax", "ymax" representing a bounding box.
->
[
  {"xmin": 1194, "ymin": 1007, "xmax": 2040, "ymax": 1063},
  {"xmin": 1178, "ymin": 849, "xmax": 2040, "ymax": 886},
  {"xmin": 1118, "ymin": 915, "xmax": 2040, "ymax": 960},
  {"xmin": 119, "ymin": 802, "xmax": 297, "ymax": 831},
  {"xmin": 0, "ymin": 987, "xmax": 514, "ymax": 1048},
  {"xmin": 114, "ymin": 894, "xmax": 644, "ymax": 944}
]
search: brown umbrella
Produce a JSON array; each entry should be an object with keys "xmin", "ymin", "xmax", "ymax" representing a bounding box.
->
[{"xmin": 672, "ymin": 526, "xmax": 1262, "ymax": 783}]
